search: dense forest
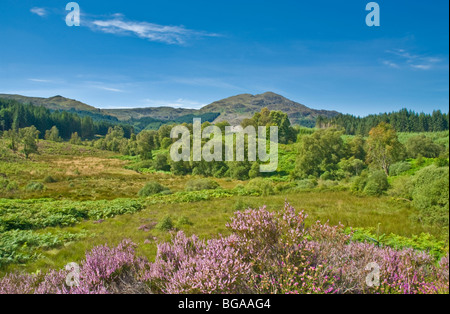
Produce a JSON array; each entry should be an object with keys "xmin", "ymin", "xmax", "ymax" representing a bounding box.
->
[
  {"xmin": 316, "ymin": 109, "xmax": 449, "ymax": 135},
  {"xmin": 0, "ymin": 99, "xmax": 134, "ymax": 139}
]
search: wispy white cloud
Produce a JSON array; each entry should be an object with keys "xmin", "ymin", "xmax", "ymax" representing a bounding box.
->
[
  {"xmin": 86, "ymin": 15, "xmax": 218, "ymax": 45},
  {"xmin": 382, "ymin": 60, "xmax": 400, "ymax": 69},
  {"xmin": 81, "ymin": 80, "xmax": 126, "ymax": 93},
  {"xmin": 29, "ymin": 6, "xmax": 217, "ymax": 45},
  {"xmin": 93, "ymin": 85, "xmax": 125, "ymax": 93},
  {"xmin": 30, "ymin": 7, "xmax": 47, "ymax": 17},
  {"xmin": 388, "ymin": 49, "xmax": 415, "ymax": 60},
  {"xmin": 28, "ymin": 78, "xmax": 52, "ymax": 83},
  {"xmin": 384, "ymin": 49, "xmax": 443, "ymax": 70},
  {"xmin": 410, "ymin": 64, "xmax": 432, "ymax": 70}
]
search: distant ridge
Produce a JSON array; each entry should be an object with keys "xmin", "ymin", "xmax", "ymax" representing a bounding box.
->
[
  {"xmin": 103, "ymin": 92, "xmax": 340, "ymax": 126},
  {"xmin": 0, "ymin": 92, "xmax": 340, "ymax": 127},
  {"xmin": 103, "ymin": 106, "xmax": 198, "ymax": 121},
  {"xmin": 0, "ymin": 94, "xmax": 101, "ymax": 113}
]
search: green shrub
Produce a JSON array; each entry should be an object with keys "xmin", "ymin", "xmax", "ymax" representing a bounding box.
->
[
  {"xmin": 156, "ymin": 215, "xmax": 174, "ymax": 231},
  {"xmin": 245, "ymin": 178, "xmax": 275, "ymax": 196},
  {"xmin": 406, "ymin": 135, "xmax": 443, "ymax": 158},
  {"xmin": 318, "ymin": 180, "xmax": 340, "ymax": 190},
  {"xmin": 353, "ymin": 171, "xmax": 389, "ymax": 196},
  {"xmin": 138, "ymin": 182, "xmax": 170, "ymax": 197},
  {"xmin": 388, "ymin": 176, "xmax": 414, "ymax": 199},
  {"xmin": 364, "ymin": 171, "xmax": 389, "ymax": 196},
  {"xmin": 0, "ymin": 178, "xmax": 17, "ymax": 192},
  {"xmin": 43, "ymin": 176, "xmax": 57, "ymax": 183},
  {"xmin": 185, "ymin": 178, "xmax": 220, "ymax": 192},
  {"xmin": 160, "ymin": 189, "xmax": 172, "ymax": 196},
  {"xmin": 176, "ymin": 216, "xmax": 193, "ymax": 228},
  {"xmin": 338, "ymin": 157, "xmax": 366, "ymax": 177},
  {"xmin": 25, "ymin": 182, "xmax": 45, "ymax": 192},
  {"xmin": 295, "ymin": 179, "xmax": 318, "ymax": 190},
  {"xmin": 6, "ymin": 181, "xmax": 18, "ymax": 192},
  {"xmin": 435, "ymin": 157, "xmax": 449, "ymax": 168},
  {"xmin": 351, "ymin": 171, "xmax": 369, "ymax": 193},
  {"xmin": 233, "ymin": 184, "xmax": 245, "ymax": 192},
  {"xmin": 233, "ymin": 199, "xmax": 255, "ymax": 211},
  {"xmin": 230, "ymin": 165, "xmax": 250, "ymax": 181},
  {"xmin": 350, "ymin": 228, "xmax": 448, "ymax": 260},
  {"xmin": 248, "ymin": 163, "xmax": 261, "ymax": 179},
  {"xmin": 0, "ymin": 178, "xmax": 8, "ymax": 189},
  {"xmin": 320, "ymin": 171, "xmax": 333, "ymax": 181},
  {"xmin": 416, "ymin": 154, "xmax": 425, "ymax": 166},
  {"xmin": 131, "ymin": 160, "xmax": 154, "ymax": 171},
  {"xmin": 274, "ymin": 182, "xmax": 295, "ymax": 194},
  {"xmin": 389, "ymin": 162, "xmax": 411, "ymax": 176},
  {"xmin": 154, "ymin": 154, "xmax": 171, "ymax": 172},
  {"xmin": 170, "ymin": 160, "xmax": 191, "ymax": 175},
  {"xmin": 213, "ymin": 167, "xmax": 227, "ymax": 178},
  {"xmin": 411, "ymin": 165, "xmax": 449, "ymax": 227}
]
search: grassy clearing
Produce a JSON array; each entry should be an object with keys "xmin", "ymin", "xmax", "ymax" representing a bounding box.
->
[
  {"xmin": 2, "ymin": 190, "xmax": 443, "ymax": 276},
  {"xmin": 0, "ymin": 140, "xmax": 239, "ymax": 200}
]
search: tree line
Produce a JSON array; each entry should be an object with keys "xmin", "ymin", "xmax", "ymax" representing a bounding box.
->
[
  {"xmin": 0, "ymin": 98, "xmax": 133, "ymax": 140},
  {"xmin": 294, "ymin": 122, "xmax": 448, "ymax": 179},
  {"xmin": 316, "ymin": 108, "xmax": 449, "ymax": 135}
]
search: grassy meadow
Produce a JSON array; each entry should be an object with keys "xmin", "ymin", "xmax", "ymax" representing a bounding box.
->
[{"xmin": 1, "ymin": 134, "xmax": 448, "ymax": 278}]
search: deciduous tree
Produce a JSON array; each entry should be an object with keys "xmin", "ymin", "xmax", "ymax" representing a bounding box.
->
[{"xmin": 366, "ymin": 123, "xmax": 404, "ymax": 175}]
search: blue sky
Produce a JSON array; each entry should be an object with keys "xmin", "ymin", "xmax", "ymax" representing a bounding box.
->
[{"xmin": 0, "ymin": 0, "xmax": 448, "ymax": 116}]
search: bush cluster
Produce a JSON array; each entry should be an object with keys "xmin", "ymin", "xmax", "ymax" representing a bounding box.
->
[
  {"xmin": 185, "ymin": 178, "xmax": 220, "ymax": 192},
  {"xmin": 138, "ymin": 182, "xmax": 171, "ymax": 197}
]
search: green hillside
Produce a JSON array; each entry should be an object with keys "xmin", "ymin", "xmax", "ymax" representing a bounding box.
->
[
  {"xmin": 104, "ymin": 92, "xmax": 340, "ymax": 127},
  {"xmin": 199, "ymin": 92, "xmax": 339, "ymax": 126},
  {"xmin": 0, "ymin": 94, "xmax": 101, "ymax": 113}
]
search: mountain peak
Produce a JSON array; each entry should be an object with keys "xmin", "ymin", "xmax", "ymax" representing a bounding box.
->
[
  {"xmin": 48, "ymin": 95, "xmax": 68, "ymax": 102},
  {"xmin": 259, "ymin": 91, "xmax": 282, "ymax": 97},
  {"xmin": 200, "ymin": 92, "xmax": 338, "ymax": 126}
]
